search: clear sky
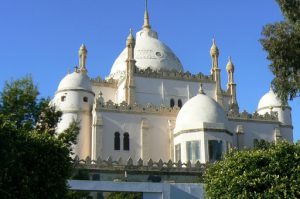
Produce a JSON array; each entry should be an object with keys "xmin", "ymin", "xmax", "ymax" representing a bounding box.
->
[{"xmin": 0, "ymin": 0, "xmax": 299, "ymax": 141}]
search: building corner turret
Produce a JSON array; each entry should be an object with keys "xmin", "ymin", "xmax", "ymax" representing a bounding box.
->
[
  {"xmin": 210, "ymin": 39, "xmax": 223, "ymax": 107},
  {"xmin": 125, "ymin": 29, "xmax": 136, "ymax": 105},
  {"xmin": 226, "ymin": 56, "xmax": 239, "ymax": 113}
]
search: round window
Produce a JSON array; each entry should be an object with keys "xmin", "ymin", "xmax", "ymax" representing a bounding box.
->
[{"xmin": 156, "ymin": 52, "xmax": 162, "ymax": 57}]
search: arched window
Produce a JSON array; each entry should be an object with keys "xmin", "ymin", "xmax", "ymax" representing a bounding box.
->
[
  {"xmin": 123, "ymin": 132, "xmax": 130, "ymax": 151},
  {"xmin": 170, "ymin": 98, "xmax": 175, "ymax": 108},
  {"xmin": 178, "ymin": 99, "xmax": 182, "ymax": 108},
  {"xmin": 83, "ymin": 96, "xmax": 88, "ymax": 102},
  {"xmin": 114, "ymin": 132, "xmax": 120, "ymax": 150}
]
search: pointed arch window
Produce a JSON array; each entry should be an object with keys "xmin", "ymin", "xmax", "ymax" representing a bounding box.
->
[
  {"xmin": 178, "ymin": 99, "xmax": 182, "ymax": 108},
  {"xmin": 123, "ymin": 132, "xmax": 130, "ymax": 151},
  {"xmin": 170, "ymin": 98, "xmax": 175, "ymax": 108},
  {"xmin": 114, "ymin": 132, "xmax": 120, "ymax": 150}
]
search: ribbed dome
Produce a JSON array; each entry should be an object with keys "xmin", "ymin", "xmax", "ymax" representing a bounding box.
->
[
  {"xmin": 257, "ymin": 89, "xmax": 284, "ymax": 110},
  {"xmin": 175, "ymin": 92, "xmax": 227, "ymax": 133},
  {"xmin": 109, "ymin": 29, "xmax": 183, "ymax": 79},
  {"xmin": 57, "ymin": 71, "xmax": 92, "ymax": 91}
]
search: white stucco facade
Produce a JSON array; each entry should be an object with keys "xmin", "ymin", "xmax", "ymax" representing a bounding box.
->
[{"xmin": 52, "ymin": 7, "xmax": 293, "ymax": 164}]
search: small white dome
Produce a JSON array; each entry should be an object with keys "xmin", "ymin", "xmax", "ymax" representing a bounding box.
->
[
  {"xmin": 175, "ymin": 92, "xmax": 227, "ymax": 133},
  {"xmin": 257, "ymin": 89, "xmax": 284, "ymax": 110},
  {"xmin": 109, "ymin": 29, "xmax": 183, "ymax": 79},
  {"xmin": 57, "ymin": 71, "xmax": 92, "ymax": 91}
]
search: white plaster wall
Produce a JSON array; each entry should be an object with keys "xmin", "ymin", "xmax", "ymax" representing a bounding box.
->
[
  {"xmin": 116, "ymin": 80, "xmax": 126, "ymax": 104},
  {"xmin": 222, "ymin": 95, "xmax": 231, "ymax": 112},
  {"xmin": 98, "ymin": 111, "xmax": 176, "ymax": 162},
  {"xmin": 258, "ymin": 107, "xmax": 292, "ymax": 126},
  {"xmin": 174, "ymin": 130, "xmax": 233, "ymax": 163},
  {"xmin": 280, "ymin": 126, "xmax": 293, "ymax": 142},
  {"xmin": 92, "ymin": 85, "xmax": 117, "ymax": 103},
  {"xmin": 134, "ymin": 76, "xmax": 215, "ymax": 107},
  {"xmin": 53, "ymin": 90, "xmax": 94, "ymax": 159},
  {"xmin": 173, "ymin": 131, "xmax": 205, "ymax": 163},
  {"xmin": 203, "ymin": 131, "xmax": 233, "ymax": 162},
  {"xmin": 227, "ymin": 120, "xmax": 280, "ymax": 148}
]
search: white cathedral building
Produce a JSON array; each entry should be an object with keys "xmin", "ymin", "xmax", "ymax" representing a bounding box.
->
[{"xmin": 52, "ymin": 6, "xmax": 293, "ymax": 165}]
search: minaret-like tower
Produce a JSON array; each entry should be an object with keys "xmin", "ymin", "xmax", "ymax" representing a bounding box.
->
[
  {"xmin": 210, "ymin": 39, "xmax": 223, "ymax": 107},
  {"xmin": 226, "ymin": 56, "xmax": 239, "ymax": 113},
  {"xmin": 79, "ymin": 44, "xmax": 88, "ymax": 74},
  {"xmin": 53, "ymin": 44, "xmax": 94, "ymax": 159},
  {"xmin": 125, "ymin": 29, "xmax": 136, "ymax": 105}
]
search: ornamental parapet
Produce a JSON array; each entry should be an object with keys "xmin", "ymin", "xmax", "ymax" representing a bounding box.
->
[
  {"xmin": 94, "ymin": 100, "xmax": 179, "ymax": 116},
  {"xmin": 91, "ymin": 76, "xmax": 118, "ymax": 88},
  {"xmin": 73, "ymin": 156, "xmax": 206, "ymax": 173},
  {"xmin": 228, "ymin": 110, "xmax": 278, "ymax": 122},
  {"xmin": 134, "ymin": 67, "xmax": 214, "ymax": 82}
]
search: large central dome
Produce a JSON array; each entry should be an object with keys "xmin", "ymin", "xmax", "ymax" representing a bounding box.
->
[{"xmin": 108, "ymin": 8, "xmax": 183, "ymax": 79}]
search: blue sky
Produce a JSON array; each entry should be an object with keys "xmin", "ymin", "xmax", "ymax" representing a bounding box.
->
[{"xmin": 0, "ymin": 0, "xmax": 299, "ymax": 141}]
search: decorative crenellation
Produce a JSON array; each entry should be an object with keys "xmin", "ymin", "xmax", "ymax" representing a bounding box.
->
[
  {"xmin": 94, "ymin": 99, "xmax": 180, "ymax": 116},
  {"xmin": 73, "ymin": 156, "xmax": 206, "ymax": 172},
  {"xmin": 134, "ymin": 67, "xmax": 214, "ymax": 83},
  {"xmin": 91, "ymin": 76, "xmax": 118, "ymax": 88},
  {"xmin": 228, "ymin": 110, "xmax": 278, "ymax": 122}
]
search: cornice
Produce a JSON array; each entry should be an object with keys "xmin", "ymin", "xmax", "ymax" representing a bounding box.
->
[
  {"xmin": 228, "ymin": 110, "xmax": 279, "ymax": 123},
  {"xmin": 56, "ymin": 89, "xmax": 95, "ymax": 96},
  {"xmin": 94, "ymin": 100, "xmax": 179, "ymax": 116},
  {"xmin": 174, "ymin": 127, "xmax": 233, "ymax": 137},
  {"xmin": 91, "ymin": 76, "xmax": 118, "ymax": 88},
  {"xmin": 134, "ymin": 67, "xmax": 214, "ymax": 83},
  {"xmin": 256, "ymin": 105, "xmax": 291, "ymax": 112}
]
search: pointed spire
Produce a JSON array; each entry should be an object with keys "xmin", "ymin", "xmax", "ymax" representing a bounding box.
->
[
  {"xmin": 210, "ymin": 38, "xmax": 219, "ymax": 57},
  {"xmin": 78, "ymin": 44, "xmax": 88, "ymax": 74},
  {"xmin": 198, "ymin": 83, "xmax": 205, "ymax": 94},
  {"xmin": 142, "ymin": 0, "xmax": 151, "ymax": 30},
  {"xmin": 126, "ymin": 28, "xmax": 135, "ymax": 46},
  {"xmin": 226, "ymin": 56, "xmax": 234, "ymax": 72}
]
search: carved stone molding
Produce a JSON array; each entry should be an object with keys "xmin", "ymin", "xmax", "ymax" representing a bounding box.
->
[
  {"xmin": 91, "ymin": 76, "xmax": 118, "ymax": 88},
  {"xmin": 134, "ymin": 67, "xmax": 214, "ymax": 83},
  {"xmin": 94, "ymin": 100, "xmax": 179, "ymax": 116},
  {"xmin": 73, "ymin": 156, "xmax": 206, "ymax": 172},
  {"xmin": 228, "ymin": 110, "xmax": 278, "ymax": 122}
]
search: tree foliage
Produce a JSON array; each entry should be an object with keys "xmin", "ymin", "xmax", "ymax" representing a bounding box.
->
[
  {"xmin": 0, "ymin": 76, "xmax": 79, "ymax": 199},
  {"xmin": 204, "ymin": 141, "xmax": 300, "ymax": 198},
  {"xmin": 107, "ymin": 192, "xmax": 142, "ymax": 199},
  {"xmin": 260, "ymin": 0, "xmax": 300, "ymax": 102}
]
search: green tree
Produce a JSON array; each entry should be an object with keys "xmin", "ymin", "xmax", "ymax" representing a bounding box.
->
[
  {"xmin": 0, "ymin": 76, "xmax": 79, "ymax": 199},
  {"xmin": 260, "ymin": 0, "xmax": 300, "ymax": 102},
  {"xmin": 107, "ymin": 192, "xmax": 142, "ymax": 199},
  {"xmin": 204, "ymin": 141, "xmax": 300, "ymax": 198}
]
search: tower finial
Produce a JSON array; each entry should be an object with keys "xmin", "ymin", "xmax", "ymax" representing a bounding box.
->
[
  {"xmin": 143, "ymin": 0, "xmax": 151, "ymax": 30},
  {"xmin": 79, "ymin": 44, "xmax": 88, "ymax": 74},
  {"xmin": 198, "ymin": 83, "xmax": 205, "ymax": 94}
]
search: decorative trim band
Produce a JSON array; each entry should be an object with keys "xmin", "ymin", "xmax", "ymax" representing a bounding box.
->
[
  {"xmin": 227, "ymin": 110, "xmax": 278, "ymax": 122},
  {"xmin": 134, "ymin": 67, "xmax": 214, "ymax": 83},
  {"xmin": 56, "ymin": 89, "xmax": 95, "ymax": 96},
  {"xmin": 256, "ymin": 105, "xmax": 291, "ymax": 112},
  {"xmin": 91, "ymin": 77, "xmax": 118, "ymax": 88},
  {"xmin": 94, "ymin": 100, "xmax": 179, "ymax": 116},
  {"xmin": 279, "ymin": 124, "xmax": 293, "ymax": 129},
  {"xmin": 174, "ymin": 128, "xmax": 233, "ymax": 137}
]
